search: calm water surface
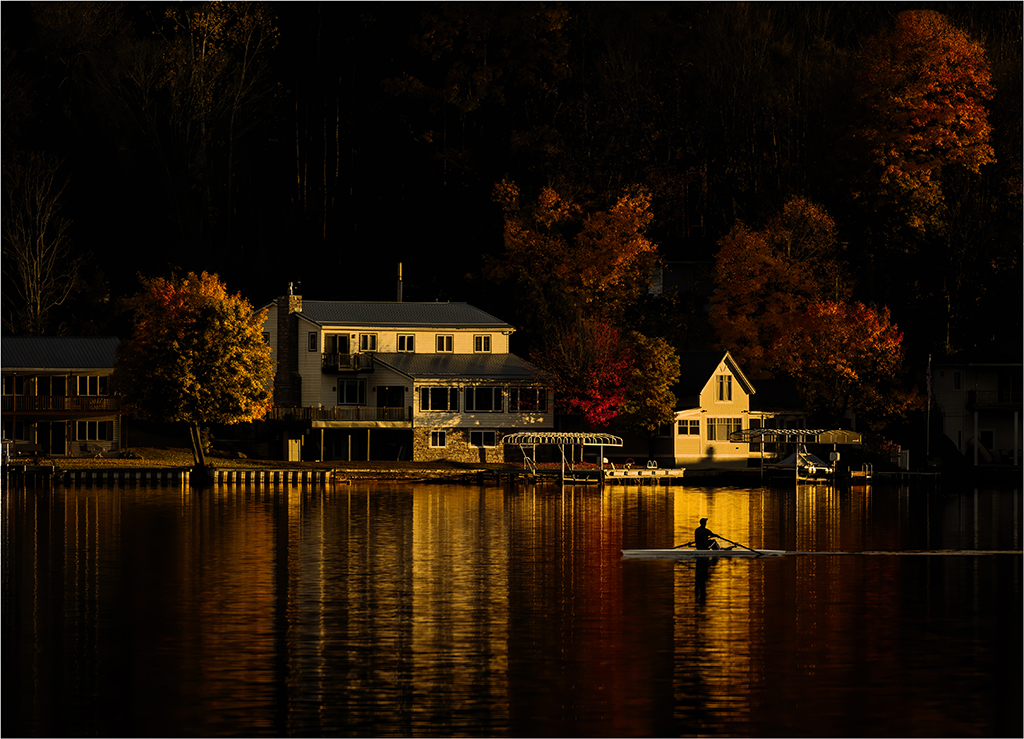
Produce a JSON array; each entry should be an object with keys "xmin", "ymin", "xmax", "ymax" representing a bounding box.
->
[{"xmin": 2, "ymin": 480, "xmax": 1021, "ymax": 737}]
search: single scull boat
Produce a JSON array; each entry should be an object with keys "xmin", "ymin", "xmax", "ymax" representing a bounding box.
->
[{"xmin": 622, "ymin": 548, "xmax": 787, "ymax": 559}]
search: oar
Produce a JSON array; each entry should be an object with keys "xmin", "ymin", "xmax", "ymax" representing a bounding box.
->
[
  {"xmin": 674, "ymin": 540, "xmax": 695, "ymax": 549},
  {"xmin": 715, "ymin": 535, "xmax": 759, "ymax": 554}
]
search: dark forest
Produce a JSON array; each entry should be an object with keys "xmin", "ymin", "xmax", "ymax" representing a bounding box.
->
[{"xmin": 3, "ymin": 2, "xmax": 1021, "ymax": 376}]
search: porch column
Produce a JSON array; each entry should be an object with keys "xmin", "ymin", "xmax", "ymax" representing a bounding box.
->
[
  {"xmin": 1015, "ymin": 411, "xmax": 1019, "ymax": 467},
  {"xmin": 974, "ymin": 411, "xmax": 978, "ymax": 466}
]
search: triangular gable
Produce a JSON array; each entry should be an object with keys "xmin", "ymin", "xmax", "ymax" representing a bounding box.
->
[{"xmin": 675, "ymin": 350, "xmax": 755, "ymax": 409}]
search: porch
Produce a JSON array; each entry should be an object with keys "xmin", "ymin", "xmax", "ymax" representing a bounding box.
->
[{"xmin": 267, "ymin": 405, "xmax": 411, "ymax": 425}]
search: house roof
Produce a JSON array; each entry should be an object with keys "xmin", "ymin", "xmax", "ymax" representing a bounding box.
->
[
  {"xmin": 1, "ymin": 337, "xmax": 120, "ymax": 371},
  {"xmin": 295, "ymin": 301, "xmax": 512, "ymax": 330},
  {"xmin": 676, "ymin": 351, "xmax": 755, "ymax": 402},
  {"xmin": 372, "ymin": 352, "xmax": 549, "ymax": 382}
]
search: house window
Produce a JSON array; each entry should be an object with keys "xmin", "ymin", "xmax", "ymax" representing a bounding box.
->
[
  {"xmin": 509, "ymin": 387, "xmax": 547, "ymax": 412},
  {"xmin": 76, "ymin": 420, "xmax": 113, "ymax": 441},
  {"xmin": 677, "ymin": 420, "xmax": 700, "ymax": 435},
  {"xmin": 308, "ymin": 332, "xmax": 318, "ymax": 352},
  {"xmin": 359, "ymin": 334, "xmax": 377, "ymax": 351},
  {"xmin": 474, "ymin": 335, "xmax": 491, "ymax": 353},
  {"xmin": 707, "ymin": 418, "xmax": 742, "ymax": 441},
  {"xmin": 716, "ymin": 374, "xmax": 732, "ymax": 402},
  {"xmin": 397, "ymin": 334, "xmax": 415, "ymax": 352},
  {"xmin": 430, "ymin": 431, "xmax": 447, "ymax": 448},
  {"xmin": 4, "ymin": 418, "xmax": 30, "ymax": 441},
  {"xmin": 325, "ymin": 334, "xmax": 349, "ymax": 353},
  {"xmin": 420, "ymin": 387, "xmax": 459, "ymax": 411},
  {"xmin": 77, "ymin": 376, "xmax": 108, "ymax": 396},
  {"xmin": 436, "ymin": 335, "xmax": 454, "ymax": 352},
  {"xmin": 465, "ymin": 386, "xmax": 502, "ymax": 412},
  {"xmin": 470, "ymin": 430, "xmax": 497, "ymax": 448},
  {"xmin": 1, "ymin": 376, "xmax": 25, "ymax": 395},
  {"xmin": 338, "ymin": 379, "xmax": 366, "ymax": 405}
]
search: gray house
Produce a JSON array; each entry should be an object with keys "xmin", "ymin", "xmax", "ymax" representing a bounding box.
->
[{"xmin": 1, "ymin": 336, "xmax": 122, "ymax": 456}]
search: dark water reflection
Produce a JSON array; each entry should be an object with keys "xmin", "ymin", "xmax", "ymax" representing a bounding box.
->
[{"xmin": 2, "ymin": 482, "xmax": 1020, "ymax": 737}]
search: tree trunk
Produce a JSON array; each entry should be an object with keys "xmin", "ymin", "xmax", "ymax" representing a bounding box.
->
[{"xmin": 188, "ymin": 422, "xmax": 208, "ymax": 469}]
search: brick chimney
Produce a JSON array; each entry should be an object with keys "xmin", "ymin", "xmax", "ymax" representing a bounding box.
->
[{"xmin": 274, "ymin": 283, "xmax": 303, "ymax": 407}]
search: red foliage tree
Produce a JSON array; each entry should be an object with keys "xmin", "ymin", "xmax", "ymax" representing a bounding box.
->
[{"xmin": 530, "ymin": 318, "xmax": 633, "ymax": 427}]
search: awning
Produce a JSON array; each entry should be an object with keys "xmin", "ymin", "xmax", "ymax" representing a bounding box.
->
[
  {"xmin": 501, "ymin": 432, "xmax": 623, "ymax": 447},
  {"xmin": 728, "ymin": 428, "xmax": 862, "ymax": 444}
]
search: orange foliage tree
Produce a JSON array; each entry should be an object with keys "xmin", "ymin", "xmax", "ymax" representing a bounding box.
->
[
  {"xmin": 113, "ymin": 272, "xmax": 273, "ymax": 467},
  {"xmin": 709, "ymin": 197, "xmax": 848, "ymax": 377},
  {"xmin": 490, "ymin": 179, "xmax": 658, "ymax": 329},
  {"xmin": 850, "ymin": 10, "xmax": 995, "ymax": 232},
  {"xmin": 774, "ymin": 301, "xmax": 917, "ymax": 431}
]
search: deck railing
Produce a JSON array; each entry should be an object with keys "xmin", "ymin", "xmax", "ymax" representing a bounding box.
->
[
  {"xmin": 967, "ymin": 390, "xmax": 1023, "ymax": 409},
  {"xmin": 267, "ymin": 405, "xmax": 410, "ymax": 422},
  {"xmin": 321, "ymin": 353, "xmax": 374, "ymax": 373},
  {"xmin": 1, "ymin": 396, "xmax": 120, "ymax": 413}
]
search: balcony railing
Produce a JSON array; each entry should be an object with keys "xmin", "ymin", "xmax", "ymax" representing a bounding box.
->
[
  {"xmin": 267, "ymin": 405, "xmax": 410, "ymax": 422},
  {"xmin": 1, "ymin": 396, "xmax": 121, "ymax": 413},
  {"xmin": 321, "ymin": 352, "xmax": 374, "ymax": 373},
  {"xmin": 967, "ymin": 390, "xmax": 1023, "ymax": 409}
]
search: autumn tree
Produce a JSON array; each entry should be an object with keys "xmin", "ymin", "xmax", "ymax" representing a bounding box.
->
[
  {"xmin": 1, "ymin": 151, "xmax": 85, "ymax": 335},
  {"xmin": 773, "ymin": 301, "xmax": 917, "ymax": 431},
  {"xmin": 490, "ymin": 179, "xmax": 658, "ymax": 338},
  {"xmin": 848, "ymin": 10, "xmax": 995, "ymax": 233},
  {"xmin": 709, "ymin": 196, "xmax": 848, "ymax": 377},
  {"xmin": 530, "ymin": 318, "xmax": 633, "ymax": 427},
  {"xmin": 113, "ymin": 272, "xmax": 273, "ymax": 468},
  {"xmin": 618, "ymin": 332, "xmax": 680, "ymax": 458}
]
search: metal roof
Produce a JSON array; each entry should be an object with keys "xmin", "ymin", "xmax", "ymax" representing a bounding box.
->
[
  {"xmin": 502, "ymin": 432, "xmax": 624, "ymax": 447},
  {"xmin": 297, "ymin": 301, "xmax": 512, "ymax": 329},
  {"xmin": 372, "ymin": 352, "xmax": 549, "ymax": 381},
  {"xmin": 728, "ymin": 428, "xmax": 862, "ymax": 444},
  {"xmin": 1, "ymin": 337, "xmax": 120, "ymax": 371}
]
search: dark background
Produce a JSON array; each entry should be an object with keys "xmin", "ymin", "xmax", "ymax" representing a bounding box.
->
[{"xmin": 3, "ymin": 2, "xmax": 1021, "ymax": 366}]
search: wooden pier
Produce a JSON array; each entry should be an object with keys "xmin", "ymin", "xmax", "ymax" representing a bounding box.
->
[{"xmin": 602, "ymin": 468, "xmax": 686, "ymax": 485}]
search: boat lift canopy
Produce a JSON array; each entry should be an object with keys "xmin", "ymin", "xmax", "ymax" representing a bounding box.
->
[
  {"xmin": 501, "ymin": 432, "xmax": 623, "ymax": 447},
  {"xmin": 501, "ymin": 432, "xmax": 623, "ymax": 477},
  {"xmin": 728, "ymin": 428, "xmax": 862, "ymax": 444}
]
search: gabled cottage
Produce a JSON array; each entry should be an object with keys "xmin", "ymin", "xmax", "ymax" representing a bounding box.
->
[
  {"xmin": 1, "ymin": 337, "xmax": 122, "ymax": 457},
  {"xmin": 673, "ymin": 351, "xmax": 771, "ymax": 468},
  {"xmin": 263, "ymin": 288, "xmax": 553, "ymax": 462}
]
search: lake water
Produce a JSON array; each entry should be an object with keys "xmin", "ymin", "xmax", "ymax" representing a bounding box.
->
[{"xmin": 2, "ymin": 479, "xmax": 1021, "ymax": 737}]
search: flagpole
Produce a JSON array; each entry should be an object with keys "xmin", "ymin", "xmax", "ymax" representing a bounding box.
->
[{"xmin": 926, "ymin": 354, "xmax": 932, "ymax": 459}]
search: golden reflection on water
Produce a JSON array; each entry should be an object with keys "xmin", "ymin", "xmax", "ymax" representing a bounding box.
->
[{"xmin": 3, "ymin": 482, "xmax": 1019, "ymax": 737}]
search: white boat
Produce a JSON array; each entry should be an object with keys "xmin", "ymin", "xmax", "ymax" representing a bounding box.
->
[{"xmin": 622, "ymin": 547, "xmax": 787, "ymax": 559}]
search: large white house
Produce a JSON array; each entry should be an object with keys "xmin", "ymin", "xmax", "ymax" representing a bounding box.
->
[{"xmin": 263, "ymin": 287, "xmax": 553, "ymax": 462}]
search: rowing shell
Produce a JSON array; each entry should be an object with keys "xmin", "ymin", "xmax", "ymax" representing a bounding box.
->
[{"xmin": 622, "ymin": 548, "xmax": 787, "ymax": 559}]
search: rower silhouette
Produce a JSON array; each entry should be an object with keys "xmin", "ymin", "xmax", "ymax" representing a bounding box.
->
[{"xmin": 694, "ymin": 518, "xmax": 720, "ymax": 550}]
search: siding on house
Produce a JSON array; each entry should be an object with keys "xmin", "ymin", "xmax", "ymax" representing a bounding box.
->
[
  {"xmin": 932, "ymin": 359, "xmax": 1022, "ymax": 465},
  {"xmin": 1, "ymin": 337, "xmax": 123, "ymax": 457},
  {"xmin": 673, "ymin": 351, "xmax": 758, "ymax": 468}
]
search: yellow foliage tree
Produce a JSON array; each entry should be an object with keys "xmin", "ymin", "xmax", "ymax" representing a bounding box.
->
[{"xmin": 113, "ymin": 272, "xmax": 273, "ymax": 468}]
